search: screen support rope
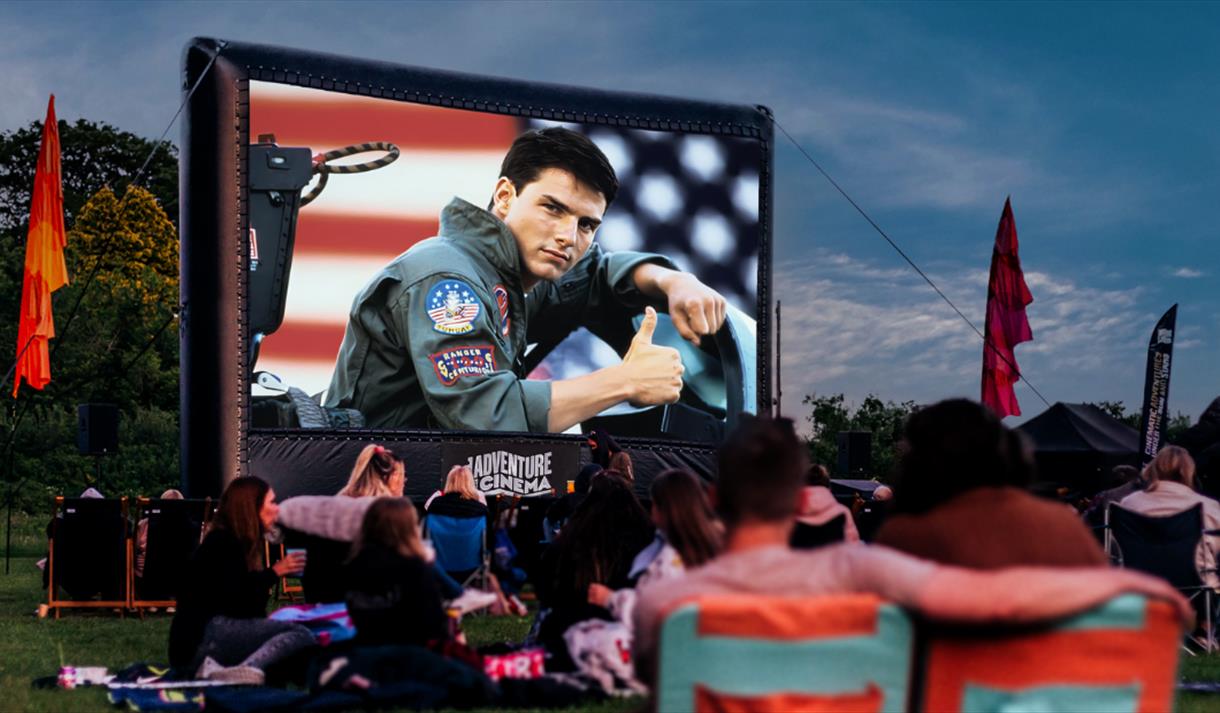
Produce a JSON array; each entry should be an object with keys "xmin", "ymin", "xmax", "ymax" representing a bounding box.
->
[{"xmin": 771, "ymin": 118, "xmax": 1052, "ymax": 411}]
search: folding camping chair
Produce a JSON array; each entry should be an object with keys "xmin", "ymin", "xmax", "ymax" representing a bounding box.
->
[
  {"xmin": 46, "ymin": 496, "xmax": 130, "ymax": 618},
  {"xmin": 424, "ymin": 513, "xmax": 490, "ymax": 589},
  {"xmin": 1105, "ymin": 501, "xmax": 1219, "ymax": 652},
  {"xmin": 790, "ymin": 514, "xmax": 848, "ymax": 550},
  {"xmin": 130, "ymin": 497, "xmax": 211, "ymax": 614},
  {"xmin": 918, "ymin": 593, "xmax": 1184, "ymax": 712},
  {"xmin": 655, "ymin": 593, "xmax": 916, "ymax": 713}
]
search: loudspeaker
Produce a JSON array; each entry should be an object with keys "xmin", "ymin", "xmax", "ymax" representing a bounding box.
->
[
  {"xmin": 836, "ymin": 431, "xmax": 872, "ymax": 475},
  {"xmin": 77, "ymin": 404, "xmax": 119, "ymax": 455}
]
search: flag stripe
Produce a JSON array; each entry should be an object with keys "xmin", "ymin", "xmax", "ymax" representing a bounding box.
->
[
  {"xmin": 251, "ymin": 97, "xmax": 519, "ymax": 151},
  {"xmin": 260, "ymin": 322, "xmax": 346, "ymax": 365},
  {"xmin": 294, "ymin": 214, "xmax": 435, "ymax": 258}
]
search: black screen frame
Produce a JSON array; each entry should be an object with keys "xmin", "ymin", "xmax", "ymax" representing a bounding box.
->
[{"xmin": 180, "ymin": 37, "xmax": 774, "ymax": 497}]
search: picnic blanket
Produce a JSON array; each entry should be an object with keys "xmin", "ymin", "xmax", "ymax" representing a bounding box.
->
[{"xmin": 269, "ymin": 603, "xmax": 355, "ymax": 646}]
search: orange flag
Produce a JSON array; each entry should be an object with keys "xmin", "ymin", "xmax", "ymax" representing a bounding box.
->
[{"xmin": 12, "ymin": 95, "xmax": 69, "ymax": 398}]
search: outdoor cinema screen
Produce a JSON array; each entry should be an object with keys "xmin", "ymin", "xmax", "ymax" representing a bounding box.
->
[{"xmin": 244, "ymin": 79, "xmax": 767, "ymax": 440}]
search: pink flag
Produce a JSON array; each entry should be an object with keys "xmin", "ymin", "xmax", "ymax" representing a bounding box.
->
[{"xmin": 981, "ymin": 197, "xmax": 1033, "ymax": 418}]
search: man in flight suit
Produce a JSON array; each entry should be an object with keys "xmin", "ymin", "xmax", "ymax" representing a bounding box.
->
[{"xmin": 325, "ymin": 127, "xmax": 728, "ymax": 432}]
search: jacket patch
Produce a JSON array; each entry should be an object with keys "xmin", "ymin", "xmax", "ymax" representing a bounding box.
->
[
  {"xmin": 493, "ymin": 284, "xmax": 511, "ymax": 337},
  {"xmin": 429, "ymin": 345, "xmax": 496, "ymax": 386},
  {"xmin": 427, "ymin": 279, "xmax": 481, "ymax": 334}
]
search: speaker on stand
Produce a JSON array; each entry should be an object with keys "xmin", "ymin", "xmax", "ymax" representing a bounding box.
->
[
  {"xmin": 836, "ymin": 431, "xmax": 873, "ymax": 477},
  {"xmin": 78, "ymin": 404, "xmax": 119, "ymax": 490}
]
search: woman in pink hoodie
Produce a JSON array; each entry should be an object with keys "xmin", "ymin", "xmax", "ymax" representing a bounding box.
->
[{"xmin": 794, "ymin": 464, "xmax": 860, "ymax": 546}]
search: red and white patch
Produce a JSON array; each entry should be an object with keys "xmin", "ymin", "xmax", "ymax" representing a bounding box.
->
[
  {"xmin": 429, "ymin": 344, "xmax": 496, "ymax": 386},
  {"xmin": 493, "ymin": 284, "xmax": 511, "ymax": 337}
]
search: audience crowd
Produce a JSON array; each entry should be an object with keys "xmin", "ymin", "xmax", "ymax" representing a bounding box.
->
[{"xmin": 47, "ymin": 397, "xmax": 1208, "ymax": 705}]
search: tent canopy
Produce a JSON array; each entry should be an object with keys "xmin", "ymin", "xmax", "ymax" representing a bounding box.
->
[{"xmin": 1017, "ymin": 402, "xmax": 1138, "ymax": 456}]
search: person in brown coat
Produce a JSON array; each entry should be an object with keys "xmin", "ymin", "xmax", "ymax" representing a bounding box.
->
[{"xmin": 876, "ymin": 399, "xmax": 1106, "ymax": 569}]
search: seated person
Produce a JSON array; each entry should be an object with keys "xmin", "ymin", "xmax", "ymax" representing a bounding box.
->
[
  {"xmin": 792, "ymin": 464, "xmax": 859, "ymax": 548},
  {"xmin": 588, "ymin": 468, "xmax": 722, "ymax": 628},
  {"xmin": 544, "ymin": 463, "xmax": 602, "ymax": 542},
  {"xmin": 339, "ymin": 444, "xmax": 406, "ymax": 498},
  {"xmin": 278, "ymin": 444, "xmax": 405, "ymax": 603},
  {"xmin": 535, "ymin": 473, "xmax": 655, "ymax": 670},
  {"xmin": 425, "ymin": 465, "xmax": 488, "ymax": 515},
  {"xmin": 875, "ymin": 399, "xmax": 1106, "ymax": 568},
  {"xmin": 423, "ymin": 465, "xmax": 517, "ymax": 613},
  {"xmin": 1082, "ymin": 464, "xmax": 1144, "ymax": 531},
  {"xmin": 608, "ymin": 452, "xmax": 635, "ymax": 485},
  {"xmin": 1119, "ymin": 445, "xmax": 1220, "ymax": 588},
  {"xmin": 344, "ymin": 498, "xmax": 451, "ymax": 648},
  {"xmin": 134, "ymin": 488, "xmax": 185, "ymax": 581},
  {"xmin": 169, "ymin": 477, "xmax": 313, "ymax": 683},
  {"xmin": 632, "ymin": 415, "xmax": 1190, "ymax": 686}
]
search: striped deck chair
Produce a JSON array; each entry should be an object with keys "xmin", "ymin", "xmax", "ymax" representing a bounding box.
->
[
  {"xmin": 919, "ymin": 593, "xmax": 1184, "ymax": 713},
  {"xmin": 656, "ymin": 593, "xmax": 915, "ymax": 713}
]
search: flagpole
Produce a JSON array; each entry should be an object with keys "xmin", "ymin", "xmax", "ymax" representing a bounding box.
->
[
  {"xmin": 774, "ymin": 300, "xmax": 782, "ymax": 418},
  {"xmin": 1, "ymin": 332, "xmax": 39, "ymax": 574},
  {"xmin": 2, "ymin": 334, "xmax": 38, "ymax": 397}
]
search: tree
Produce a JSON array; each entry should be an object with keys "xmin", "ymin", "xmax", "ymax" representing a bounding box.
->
[
  {"xmin": 46, "ymin": 185, "xmax": 179, "ymax": 412},
  {"xmin": 802, "ymin": 393, "xmax": 917, "ymax": 481},
  {"xmin": 0, "ymin": 118, "xmax": 178, "ymax": 407},
  {"xmin": 0, "ymin": 118, "xmax": 177, "ymax": 236},
  {"xmin": 3, "ymin": 181, "xmax": 180, "ymax": 512},
  {"xmin": 1085, "ymin": 400, "xmax": 1194, "ymax": 444}
]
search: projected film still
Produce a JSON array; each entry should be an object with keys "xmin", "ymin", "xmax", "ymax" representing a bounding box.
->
[{"xmin": 247, "ymin": 81, "xmax": 761, "ymax": 439}]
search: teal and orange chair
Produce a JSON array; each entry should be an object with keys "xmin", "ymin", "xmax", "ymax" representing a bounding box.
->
[
  {"xmin": 918, "ymin": 593, "xmax": 1184, "ymax": 712},
  {"xmin": 655, "ymin": 593, "xmax": 915, "ymax": 712}
]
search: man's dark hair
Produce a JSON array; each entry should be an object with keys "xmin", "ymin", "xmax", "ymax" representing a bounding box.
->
[
  {"xmin": 891, "ymin": 398, "xmax": 1034, "ymax": 515},
  {"xmin": 495, "ymin": 127, "xmax": 618, "ymax": 206},
  {"xmin": 716, "ymin": 415, "xmax": 807, "ymax": 526},
  {"xmin": 805, "ymin": 463, "xmax": 831, "ymax": 488}
]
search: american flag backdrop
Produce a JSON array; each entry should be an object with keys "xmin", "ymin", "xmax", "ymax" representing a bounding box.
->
[{"xmin": 248, "ymin": 81, "xmax": 760, "ymax": 400}]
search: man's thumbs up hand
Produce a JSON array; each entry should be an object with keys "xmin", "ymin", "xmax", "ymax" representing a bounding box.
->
[{"xmin": 620, "ymin": 307, "xmax": 684, "ymax": 406}]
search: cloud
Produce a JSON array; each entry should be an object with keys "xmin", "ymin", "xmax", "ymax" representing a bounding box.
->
[
  {"xmin": 775, "ymin": 251, "xmax": 1148, "ymax": 416},
  {"xmin": 1172, "ymin": 267, "xmax": 1204, "ymax": 278}
]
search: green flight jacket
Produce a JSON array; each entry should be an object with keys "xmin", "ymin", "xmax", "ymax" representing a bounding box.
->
[{"xmin": 324, "ymin": 198, "xmax": 675, "ymax": 432}]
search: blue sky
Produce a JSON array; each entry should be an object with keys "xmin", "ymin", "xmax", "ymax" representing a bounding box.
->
[{"xmin": 1, "ymin": 0, "xmax": 1216, "ymax": 426}]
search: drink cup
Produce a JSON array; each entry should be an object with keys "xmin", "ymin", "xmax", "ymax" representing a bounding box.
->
[
  {"xmin": 57, "ymin": 666, "xmax": 76, "ymax": 689},
  {"xmin": 286, "ymin": 548, "xmax": 307, "ymax": 576}
]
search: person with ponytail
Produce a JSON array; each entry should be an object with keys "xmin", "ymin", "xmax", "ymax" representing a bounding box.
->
[
  {"xmin": 339, "ymin": 444, "xmax": 406, "ymax": 497},
  {"xmin": 169, "ymin": 477, "xmax": 314, "ymax": 683}
]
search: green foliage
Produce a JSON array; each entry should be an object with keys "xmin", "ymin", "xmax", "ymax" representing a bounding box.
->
[
  {"xmin": 6, "ymin": 407, "xmax": 179, "ymax": 512},
  {"xmin": 802, "ymin": 393, "xmax": 917, "ymax": 481},
  {"xmin": 1085, "ymin": 400, "xmax": 1194, "ymax": 443},
  {"xmin": 47, "ymin": 184, "xmax": 179, "ymax": 412},
  {"xmin": 0, "ymin": 117, "xmax": 181, "ymax": 515},
  {"xmin": 0, "ymin": 118, "xmax": 177, "ymax": 236}
]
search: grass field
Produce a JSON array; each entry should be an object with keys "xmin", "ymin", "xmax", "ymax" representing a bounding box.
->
[
  {"xmin": 3, "ymin": 510, "xmax": 1220, "ymax": 711},
  {"xmin": 0, "ymin": 513, "xmax": 634, "ymax": 712}
]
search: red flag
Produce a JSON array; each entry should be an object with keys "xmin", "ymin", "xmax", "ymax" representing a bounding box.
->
[
  {"xmin": 12, "ymin": 95, "xmax": 70, "ymax": 398},
  {"xmin": 981, "ymin": 197, "xmax": 1033, "ymax": 418}
]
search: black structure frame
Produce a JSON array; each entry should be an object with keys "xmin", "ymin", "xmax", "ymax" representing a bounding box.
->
[{"xmin": 180, "ymin": 37, "xmax": 774, "ymax": 498}]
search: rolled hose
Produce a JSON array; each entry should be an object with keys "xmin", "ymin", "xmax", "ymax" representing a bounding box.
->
[{"xmin": 300, "ymin": 141, "xmax": 400, "ymax": 206}]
